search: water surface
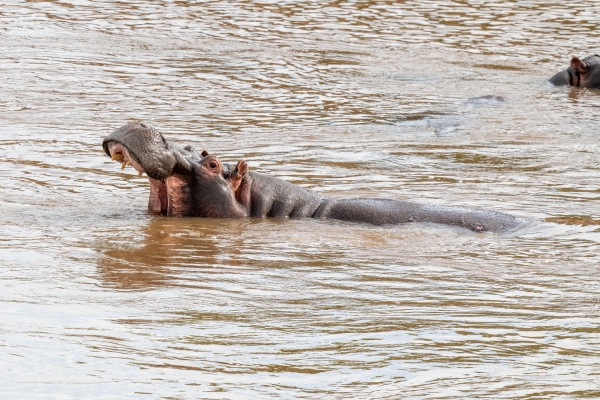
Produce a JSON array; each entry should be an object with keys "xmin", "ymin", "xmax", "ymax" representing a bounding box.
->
[{"xmin": 1, "ymin": 1, "xmax": 600, "ymax": 398}]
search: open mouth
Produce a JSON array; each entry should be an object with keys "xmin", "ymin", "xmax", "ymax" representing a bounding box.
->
[
  {"xmin": 106, "ymin": 141, "xmax": 145, "ymax": 176},
  {"xmin": 106, "ymin": 141, "xmax": 168, "ymax": 213}
]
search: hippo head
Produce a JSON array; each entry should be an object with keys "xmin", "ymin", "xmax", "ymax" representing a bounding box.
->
[
  {"xmin": 103, "ymin": 122, "xmax": 249, "ymax": 217},
  {"xmin": 549, "ymin": 55, "xmax": 600, "ymax": 89}
]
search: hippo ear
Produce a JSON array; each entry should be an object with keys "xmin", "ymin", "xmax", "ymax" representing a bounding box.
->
[
  {"xmin": 571, "ymin": 56, "xmax": 589, "ymax": 74},
  {"xmin": 229, "ymin": 160, "xmax": 248, "ymax": 192},
  {"xmin": 230, "ymin": 160, "xmax": 250, "ymax": 208},
  {"xmin": 201, "ymin": 150, "xmax": 209, "ymax": 157}
]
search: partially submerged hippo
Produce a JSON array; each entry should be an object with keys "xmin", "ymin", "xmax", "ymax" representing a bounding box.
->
[
  {"xmin": 549, "ymin": 55, "xmax": 600, "ymax": 88},
  {"xmin": 103, "ymin": 122, "xmax": 523, "ymax": 233}
]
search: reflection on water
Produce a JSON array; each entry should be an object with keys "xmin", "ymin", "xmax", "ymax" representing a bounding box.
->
[
  {"xmin": 99, "ymin": 218, "xmax": 250, "ymax": 290},
  {"xmin": 1, "ymin": 0, "xmax": 600, "ymax": 398}
]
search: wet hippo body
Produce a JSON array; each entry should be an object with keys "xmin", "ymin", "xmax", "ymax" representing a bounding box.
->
[
  {"xmin": 103, "ymin": 122, "xmax": 523, "ymax": 233},
  {"xmin": 550, "ymin": 55, "xmax": 600, "ymax": 88}
]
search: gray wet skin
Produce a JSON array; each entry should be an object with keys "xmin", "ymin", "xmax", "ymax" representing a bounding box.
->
[
  {"xmin": 549, "ymin": 55, "xmax": 600, "ymax": 88},
  {"xmin": 103, "ymin": 122, "xmax": 523, "ymax": 233}
]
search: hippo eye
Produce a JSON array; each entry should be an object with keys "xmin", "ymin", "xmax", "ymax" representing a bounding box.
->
[{"xmin": 209, "ymin": 162, "xmax": 217, "ymax": 169}]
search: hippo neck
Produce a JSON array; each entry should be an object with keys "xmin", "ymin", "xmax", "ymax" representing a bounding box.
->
[{"xmin": 245, "ymin": 172, "xmax": 324, "ymax": 218}]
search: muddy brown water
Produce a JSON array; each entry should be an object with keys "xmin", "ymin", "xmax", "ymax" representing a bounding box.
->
[{"xmin": 1, "ymin": 1, "xmax": 600, "ymax": 398}]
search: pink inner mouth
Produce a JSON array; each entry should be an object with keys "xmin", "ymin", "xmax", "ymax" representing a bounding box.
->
[
  {"xmin": 107, "ymin": 142, "xmax": 145, "ymax": 174},
  {"xmin": 107, "ymin": 142, "xmax": 168, "ymax": 213}
]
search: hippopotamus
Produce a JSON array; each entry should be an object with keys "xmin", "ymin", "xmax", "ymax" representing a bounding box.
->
[
  {"xmin": 103, "ymin": 122, "xmax": 523, "ymax": 233},
  {"xmin": 549, "ymin": 55, "xmax": 600, "ymax": 88}
]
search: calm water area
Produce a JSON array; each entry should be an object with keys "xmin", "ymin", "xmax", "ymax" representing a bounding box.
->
[{"xmin": 1, "ymin": 1, "xmax": 600, "ymax": 398}]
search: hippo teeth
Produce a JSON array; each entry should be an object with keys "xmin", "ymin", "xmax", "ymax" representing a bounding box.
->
[{"xmin": 108, "ymin": 142, "xmax": 145, "ymax": 176}]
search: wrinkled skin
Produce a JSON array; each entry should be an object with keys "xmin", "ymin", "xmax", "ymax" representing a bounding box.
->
[
  {"xmin": 103, "ymin": 122, "xmax": 523, "ymax": 233},
  {"xmin": 549, "ymin": 55, "xmax": 600, "ymax": 88}
]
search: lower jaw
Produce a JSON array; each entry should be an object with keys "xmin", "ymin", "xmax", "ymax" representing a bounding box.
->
[
  {"xmin": 148, "ymin": 178, "xmax": 168, "ymax": 213},
  {"xmin": 148, "ymin": 175, "xmax": 193, "ymax": 216}
]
